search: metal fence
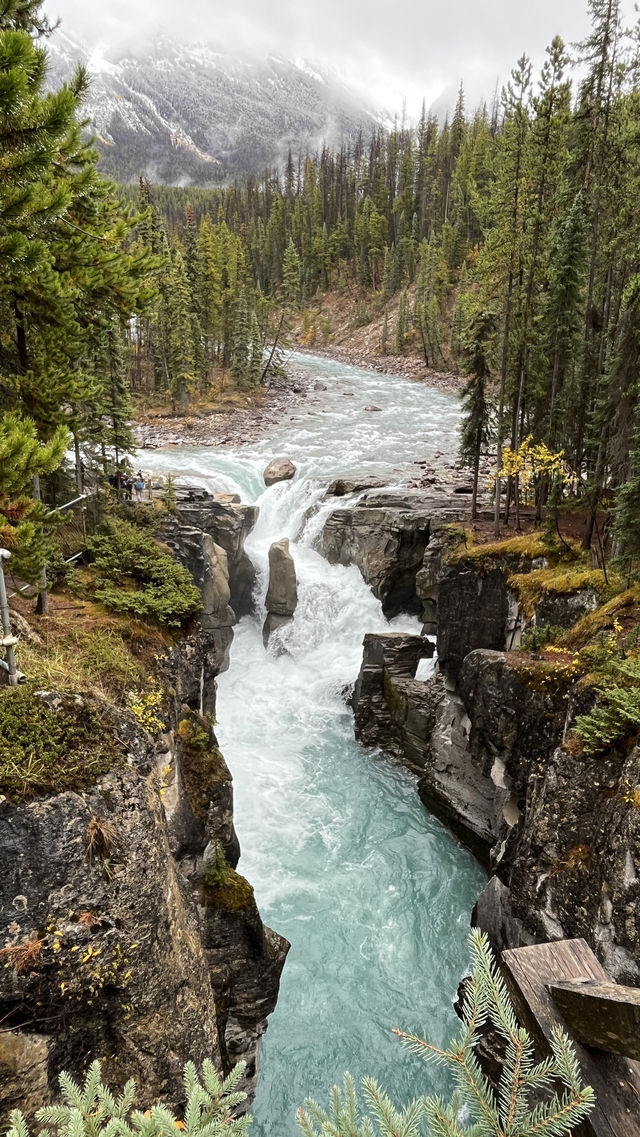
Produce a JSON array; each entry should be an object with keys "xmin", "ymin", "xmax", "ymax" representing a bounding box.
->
[
  {"xmin": 54, "ymin": 490, "xmax": 103, "ymax": 563},
  {"xmin": 4, "ymin": 489, "xmax": 104, "ymax": 604}
]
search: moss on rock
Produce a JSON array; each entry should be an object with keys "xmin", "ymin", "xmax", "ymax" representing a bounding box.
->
[
  {"xmin": 178, "ymin": 711, "xmax": 230, "ymax": 822},
  {"xmin": 447, "ymin": 533, "xmax": 549, "ymax": 567},
  {"xmin": 203, "ymin": 847, "xmax": 254, "ymax": 911},
  {"xmin": 0, "ymin": 686, "xmax": 123, "ymax": 803},
  {"xmin": 560, "ymin": 586, "xmax": 640, "ymax": 651},
  {"xmin": 509, "ymin": 566, "xmax": 618, "ymax": 618}
]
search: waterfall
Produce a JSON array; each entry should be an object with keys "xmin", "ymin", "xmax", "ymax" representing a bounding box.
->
[{"xmin": 140, "ymin": 353, "xmax": 486, "ymax": 1136}]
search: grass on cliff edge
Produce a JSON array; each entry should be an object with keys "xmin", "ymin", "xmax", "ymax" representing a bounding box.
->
[
  {"xmin": 509, "ymin": 565, "xmax": 622, "ymax": 618},
  {"xmin": 12, "ymin": 591, "xmax": 169, "ymax": 703},
  {"xmin": 0, "ymin": 684, "xmax": 123, "ymax": 803},
  {"xmin": 446, "ymin": 529, "xmax": 623, "ymax": 615},
  {"xmin": 447, "ymin": 532, "xmax": 550, "ymax": 565}
]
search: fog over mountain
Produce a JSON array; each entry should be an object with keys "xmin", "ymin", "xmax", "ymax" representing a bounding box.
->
[
  {"xmin": 43, "ymin": 0, "xmax": 639, "ymax": 186},
  {"xmin": 46, "ymin": 0, "xmax": 638, "ymax": 121},
  {"xmin": 46, "ymin": 32, "xmax": 383, "ymax": 185}
]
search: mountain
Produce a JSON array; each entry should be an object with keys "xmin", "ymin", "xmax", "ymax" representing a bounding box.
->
[{"xmin": 46, "ymin": 32, "xmax": 383, "ymax": 185}]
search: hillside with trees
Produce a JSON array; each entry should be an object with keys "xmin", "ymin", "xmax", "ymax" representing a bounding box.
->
[
  {"xmin": 3, "ymin": 0, "xmax": 640, "ymax": 576},
  {"xmin": 119, "ymin": 0, "xmax": 640, "ymax": 550}
]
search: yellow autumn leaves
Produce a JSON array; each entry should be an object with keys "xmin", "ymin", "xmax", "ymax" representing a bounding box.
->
[{"xmin": 497, "ymin": 435, "xmax": 575, "ymax": 501}]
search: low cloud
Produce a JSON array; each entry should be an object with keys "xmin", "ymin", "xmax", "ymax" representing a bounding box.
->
[{"xmin": 45, "ymin": 0, "xmax": 638, "ymax": 119}]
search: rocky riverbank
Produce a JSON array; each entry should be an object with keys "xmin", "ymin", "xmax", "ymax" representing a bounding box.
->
[
  {"xmin": 328, "ymin": 494, "xmax": 640, "ymax": 984},
  {"xmin": 135, "ymin": 373, "xmax": 317, "ymax": 450},
  {"xmin": 294, "ymin": 345, "xmax": 463, "ymax": 393}
]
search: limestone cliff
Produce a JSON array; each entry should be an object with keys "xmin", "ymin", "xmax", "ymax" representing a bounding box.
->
[
  {"xmin": 317, "ymin": 489, "xmax": 461, "ymax": 617},
  {"xmin": 0, "ymin": 499, "xmax": 288, "ymax": 1118},
  {"xmin": 346, "ymin": 511, "xmax": 640, "ymax": 986}
]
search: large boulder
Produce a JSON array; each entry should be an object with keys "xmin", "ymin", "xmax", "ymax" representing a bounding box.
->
[
  {"xmin": 263, "ymin": 539, "xmax": 297, "ymax": 647},
  {"xmin": 263, "ymin": 457, "xmax": 296, "ymax": 487},
  {"xmin": 265, "ymin": 539, "xmax": 298, "ymax": 617}
]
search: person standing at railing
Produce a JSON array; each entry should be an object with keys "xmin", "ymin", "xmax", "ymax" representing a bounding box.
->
[{"xmin": 134, "ymin": 472, "xmax": 145, "ymax": 503}]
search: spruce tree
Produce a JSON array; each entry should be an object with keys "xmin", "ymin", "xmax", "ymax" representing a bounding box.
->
[
  {"xmin": 282, "ymin": 238, "xmax": 301, "ymax": 307},
  {"xmin": 166, "ymin": 246, "xmax": 196, "ymax": 411},
  {"xmin": 395, "ymin": 292, "xmax": 407, "ymax": 355},
  {"xmin": 0, "ymin": 412, "xmax": 67, "ymax": 582},
  {"xmin": 459, "ymin": 311, "xmax": 495, "ymax": 519},
  {"xmin": 231, "ymin": 288, "xmax": 251, "ymax": 385}
]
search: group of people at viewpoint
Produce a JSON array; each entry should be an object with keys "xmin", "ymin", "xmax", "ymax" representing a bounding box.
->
[{"xmin": 108, "ymin": 469, "xmax": 146, "ymax": 502}]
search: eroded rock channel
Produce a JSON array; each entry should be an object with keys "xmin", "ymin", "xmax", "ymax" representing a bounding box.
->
[{"xmin": 6, "ymin": 352, "xmax": 635, "ymax": 1135}]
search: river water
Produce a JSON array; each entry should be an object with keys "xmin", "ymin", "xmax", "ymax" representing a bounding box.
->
[{"xmin": 140, "ymin": 354, "xmax": 485, "ymax": 1135}]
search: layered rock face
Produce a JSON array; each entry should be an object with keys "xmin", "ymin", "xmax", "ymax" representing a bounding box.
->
[
  {"xmin": 353, "ymin": 633, "xmax": 437, "ymax": 765},
  {"xmin": 0, "ymin": 506, "xmax": 288, "ymax": 1116},
  {"xmin": 176, "ymin": 491, "xmax": 259, "ymax": 618},
  {"xmin": 351, "ymin": 536, "xmax": 640, "ymax": 984},
  {"xmin": 317, "ymin": 490, "xmax": 461, "ymax": 618}
]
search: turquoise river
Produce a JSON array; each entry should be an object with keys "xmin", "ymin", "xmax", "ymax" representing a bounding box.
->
[{"xmin": 140, "ymin": 353, "xmax": 486, "ymax": 1137}]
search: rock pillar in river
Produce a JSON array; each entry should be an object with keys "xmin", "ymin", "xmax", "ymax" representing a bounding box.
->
[{"xmin": 263, "ymin": 538, "xmax": 298, "ymax": 647}]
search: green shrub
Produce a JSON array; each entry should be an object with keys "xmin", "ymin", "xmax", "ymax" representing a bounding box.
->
[
  {"xmin": 204, "ymin": 842, "xmax": 231, "ymax": 889},
  {"xmin": 87, "ymin": 519, "xmax": 202, "ymax": 627},
  {"xmin": 573, "ymin": 657, "xmax": 640, "ymax": 754},
  {"xmin": 204, "ymin": 844, "xmax": 254, "ymax": 910},
  {"xmin": 0, "ymin": 686, "xmax": 122, "ymax": 803},
  {"xmin": 521, "ymin": 624, "xmax": 565, "ymax": 651},
  {"xmin": 6, "ymin": 1059, "xmax": 250, "ymax": 1137}
]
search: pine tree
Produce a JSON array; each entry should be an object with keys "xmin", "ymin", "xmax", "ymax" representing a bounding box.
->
[
  {"xmin": 198, "ymin": 215, "xmax": 223, "ymax": 365},
  {"xmin": 395, "ymin": 291, "xmax": 407, "ymax": 355},
  {"xmin": 0, "ymin": 0, "xmax": 54, "ymax": 34},
  {"xmin": 539, "ymin": 192, "xmax": 589, "ymax": 447},
  {"xmin": 166, "ymin": 246, "xmax": 197, "ymax": 411},
  {"xmin": 380, "ymin": 308, "xmax": 389, "ymax": 355},
  {"xmin": 572, "ymin": 0, "xmax": 624, "ymax": 492},
  {"xmin": 282, "ymin": 238, "xmax": 301, "ymax": 307},
  {"xmin": 587, "ymin": 275, "xmax": 640, "ymax": 549},
  {"xmin": 231, "ymin": 288, "xmax": 251, "ymax": 385},
  {"xmin": 476, "ymin": 55, "xmax": 532, "ymax": 534},
  {"xmin": 249, "ymin": 311, "xmax": 263, "ymax": 385},
  {"xmin": 0, "ymin": 412, "xmax": 67, "ymax": 582}
]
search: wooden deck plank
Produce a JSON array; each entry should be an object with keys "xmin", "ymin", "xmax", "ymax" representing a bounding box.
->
[
  {"xmin": 548, "ymin": 980, "xmax": 640, "ymax": 1060},
  {"xmin": 501, "ymin": 939, "xmax": 640, "ymax": 1137}
]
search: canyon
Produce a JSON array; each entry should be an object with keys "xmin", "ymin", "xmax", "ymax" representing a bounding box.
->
[{"xmin": 2, "ymin": 353, "xmax": 638, "ymax": 1135}]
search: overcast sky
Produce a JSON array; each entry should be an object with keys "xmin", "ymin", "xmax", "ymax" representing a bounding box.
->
[{"xmin": 44, "ymin": 0, "xmax": 639, "ymax": 118}]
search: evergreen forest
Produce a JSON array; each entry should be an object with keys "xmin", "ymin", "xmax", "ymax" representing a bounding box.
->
[{"xmin": 3, "ymin": 0, "xmax": 640, "ymax": 570}]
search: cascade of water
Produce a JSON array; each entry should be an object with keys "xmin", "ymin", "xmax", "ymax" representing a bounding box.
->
[{"xmin": 139, "ymin": 354, "xmax": 485, "ymax": 1136}]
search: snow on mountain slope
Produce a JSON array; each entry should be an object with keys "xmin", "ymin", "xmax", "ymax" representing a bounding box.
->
[{"xmin": 47, "ymin": 32, "xmax": 382, "ymax": 185}]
